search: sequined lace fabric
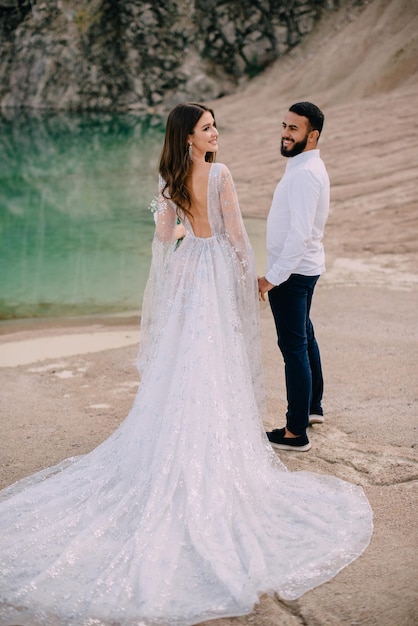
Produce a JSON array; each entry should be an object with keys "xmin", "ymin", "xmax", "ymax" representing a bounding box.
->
[{"xmin": 0, "ymin": 163, "xmax": 373, "ymax": 626}]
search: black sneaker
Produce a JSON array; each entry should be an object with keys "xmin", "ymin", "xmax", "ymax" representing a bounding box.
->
[{"xmin": 266, "ymin": 428, "xmax": 311, "ymax": 452}]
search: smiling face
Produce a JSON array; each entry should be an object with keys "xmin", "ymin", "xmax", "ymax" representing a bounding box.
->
[
  {"xmin": 188, "ymin": 110, "xmax": 219, "ymax": 161},
  {"xmin": 280, "ymin": 110, "xmax": 318, "ymax": 157}
]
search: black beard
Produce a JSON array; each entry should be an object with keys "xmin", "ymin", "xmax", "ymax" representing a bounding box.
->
[{"xmin": 280, "ymin": 135, "xmax": 308, "ymax": 157}]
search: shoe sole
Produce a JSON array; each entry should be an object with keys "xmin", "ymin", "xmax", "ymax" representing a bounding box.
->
[
  {"xmin": 309, "ymin": 415, "xmax": 324, "ymax": 425},
  {"xmin": 270, "ymin": 441, "xmax": 311, "ymax": 452}
]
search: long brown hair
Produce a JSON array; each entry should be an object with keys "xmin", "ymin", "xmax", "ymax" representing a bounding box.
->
[{"xmin": 159, "ymin": 102, "xmax": 216, "ymax": 220}]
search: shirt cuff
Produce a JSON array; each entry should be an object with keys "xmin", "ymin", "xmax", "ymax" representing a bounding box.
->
[{"xmin": 266, "ymin": 269, "xmax": 291, "ymax": 287}]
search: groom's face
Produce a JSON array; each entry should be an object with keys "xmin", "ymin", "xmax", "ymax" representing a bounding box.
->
[{"xmin": 280, "ymin": 111, "xmax": 310, "ymax": 158}]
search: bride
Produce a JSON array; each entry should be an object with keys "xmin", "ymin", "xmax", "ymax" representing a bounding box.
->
[{"xmin": 0, "ymin": 103, "xmax": 372, "ymax": 626}]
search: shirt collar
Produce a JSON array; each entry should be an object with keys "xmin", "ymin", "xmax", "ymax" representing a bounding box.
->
[{"xmin": 286, "ymin": 149, "xmax": 320, "ymax": 170}]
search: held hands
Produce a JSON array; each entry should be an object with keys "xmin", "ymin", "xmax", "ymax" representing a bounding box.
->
[
  {"xmin": 258, "ymin": 277, "xmax": 274, "ymax": 301},
  {"xmin": 173, "ymin": 222, "xmax": 186, "ymax": 242},
  {"xmin": 173, "ymin": 220, "xmax": 186, "ymax": 250}
]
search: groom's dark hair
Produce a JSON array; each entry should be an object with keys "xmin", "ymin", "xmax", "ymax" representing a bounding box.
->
[{"xmin": 289, "ymin": 102, "xmax": 324, "ymax": 136}]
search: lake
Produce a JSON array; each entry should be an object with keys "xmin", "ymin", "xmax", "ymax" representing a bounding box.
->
[{"xmin": 0, "ymin": 111, "xmax": 266, "ymax": 321}]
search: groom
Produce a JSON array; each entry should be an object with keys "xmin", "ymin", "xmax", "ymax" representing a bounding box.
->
[{"xmin": 258, "ymin": 101, "xmax": 330, "ymax": 452}]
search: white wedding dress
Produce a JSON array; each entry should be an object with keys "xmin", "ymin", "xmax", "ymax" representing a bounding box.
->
[{"xmin": 0, "ymin": 163, "xmax": 372, "ymax": 626}]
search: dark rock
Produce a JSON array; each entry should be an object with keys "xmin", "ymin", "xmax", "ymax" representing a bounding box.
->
[{"xmin": 0, "ymin": 0, "xmax": 343, "ymax": 111}]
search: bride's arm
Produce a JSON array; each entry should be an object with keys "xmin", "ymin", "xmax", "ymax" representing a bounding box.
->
[
  {"xmin": 154, "ymin": 176, "xmax": 178, "ymax": 242},
  {"xmin": 219, "ymin": 165, "xmax": 255, "ymax": 271},
  {"xmin": 155, "ymin": 177, "xmax": 187, "ymax": 245},
  {"xmin": 219, "ymin": 164, "xmax": 266, "ymax": 415},
  {"xmin": 137, "ymin": 177, "xmax": 177, "ymax": 375}
]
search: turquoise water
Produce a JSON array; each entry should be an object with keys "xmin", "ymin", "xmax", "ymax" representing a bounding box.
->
[{"xmin": 0, "ymin": 111, "xmax": 266, "ymax": 321}]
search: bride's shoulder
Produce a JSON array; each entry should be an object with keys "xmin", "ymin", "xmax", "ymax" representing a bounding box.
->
[
  {"xmin": 213, "ymin": 161, "xmax": 228, "ymax": 170},
  {"xmin": 212, "ymin": 162, "xmax": 232, "ymax": 178}
]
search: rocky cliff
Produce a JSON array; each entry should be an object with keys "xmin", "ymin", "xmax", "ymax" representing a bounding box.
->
[{"xmin": 0, "ymin": 0, "xmax": 345, "ymax": 112}]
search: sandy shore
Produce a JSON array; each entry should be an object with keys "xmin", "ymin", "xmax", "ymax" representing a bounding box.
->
[{"xmin": 1, "ymin": 277, "xmax": 417, "ymax": 625}]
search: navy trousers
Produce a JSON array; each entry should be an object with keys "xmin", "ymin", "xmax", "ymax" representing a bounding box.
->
[{"xmin": 268, "ymin": 274, "xmax": 324, "ymax": 435}]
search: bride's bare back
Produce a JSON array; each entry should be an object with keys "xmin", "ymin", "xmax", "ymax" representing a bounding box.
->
[{"xmin": 188, "ymin": 162, "xmax": 212, "ymax": 238}]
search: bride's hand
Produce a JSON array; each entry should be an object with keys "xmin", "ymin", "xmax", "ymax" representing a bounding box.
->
[
  {"xmin": 258, "ymin": 276, "xmax": 274, "ymax": 301},
  {"xmin": 173, "ymin": 223, "xmax": 186, "ymax": 241}
]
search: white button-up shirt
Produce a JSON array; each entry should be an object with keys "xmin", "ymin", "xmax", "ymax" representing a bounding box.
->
[{"xmin": 265, "ymin": 149, "xmax": 330, "ymax": 287}]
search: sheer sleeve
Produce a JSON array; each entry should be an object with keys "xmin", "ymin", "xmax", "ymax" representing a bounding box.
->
[
  {"xmin": 218, "ymin": 165, "xmax": 266, "ymax": 416},
  {"xmin": 136, "ymin": 176, "xmax": 178, "ymax": 375},
  {"xmin": 219, "ymin": 165, "xmax": 253, "ymax": 267},
  {"xmin": 155, "ymin": 176, "xmax": 177, "ymax": 242}
]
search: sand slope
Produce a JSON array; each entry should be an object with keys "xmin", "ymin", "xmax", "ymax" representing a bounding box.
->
[{"xmin": 215, "ymin": 0, "xmax": 418, "ymax": 264}]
